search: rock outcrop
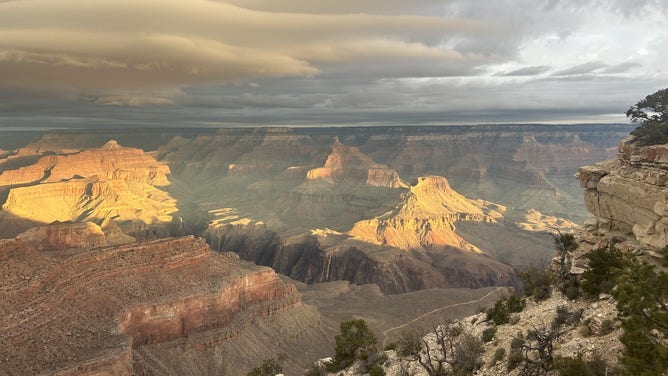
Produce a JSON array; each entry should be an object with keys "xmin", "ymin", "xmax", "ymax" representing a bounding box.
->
[
  {"xmin": 0, "ymin": 140, "xmax": 177, "ymax": 239},
  {"xmin": 307, "ymin": 139, "xmax": 407, "ymax": 188},
  {"xmin": 350, "ymin": 176, "xmax": 503, "ymax": 252},
  {"xmin": 16, "ymin": 221, "xmax": 110, "ymax": 251},
  {"xmin": 577, "ymin": 138, "xmax": 668, "ymax": 248},
  {"xmin": 0, "ymin": 235, "xmax": 316, "ymax": 375}
]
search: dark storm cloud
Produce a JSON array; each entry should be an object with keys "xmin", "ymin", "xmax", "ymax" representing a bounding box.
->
[{"xmin": 0, "ymin": 0, "xmax": 666, "ymax": 126}]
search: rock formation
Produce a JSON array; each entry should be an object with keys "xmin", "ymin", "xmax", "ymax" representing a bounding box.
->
[
  {"xmin": 350, "ymin": 176, "xmax": 503, "ymax": 251},
  {"xmin": 206, "ymin": 177, "xmax": 521, "ymax": 294},
  {"xmin": 0, "ymin": 140, "xmax": 177, "ymax": 239},
  {"xmin": 307, "ymin": 138, "xmax": 407, "ymax": 188},
  {"xmin": 16, "ymin": 221, "xmax": 110, "ymax": 251},
  {"xmin": 577, "ymin": 137, "xmax": 668, "ymax": 248},
  {"xmin": 0, "ymin": 235, "xmax": 318, "ymax": 375}
]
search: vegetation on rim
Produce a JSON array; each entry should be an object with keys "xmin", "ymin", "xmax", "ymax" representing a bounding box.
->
[{"xmin": 626, "ymin": 88, "xmax": 668, "ymax": 146}]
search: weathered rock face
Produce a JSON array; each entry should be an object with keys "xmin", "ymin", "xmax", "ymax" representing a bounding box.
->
[
  {"xmin": 307, "ymin": 138, "xmax": 407, "ymax": 188},
  {"xmin": 577, "ymin": 138, "xmax": 668, "ymax": 248},
  {"xmin": 16, "ymin": 221, "xmax": 110, "ymax": 251},
  {"xmin": 0, "ymin": 235, "xmax": 313, "ymax": 375},
  {"xmin": 350, "ymin": 176, "xmax": 503, "ymax": 252},
  {"xmin": 206, "ymin": 226, "xmax": 520, "ymax": 294},
  {"xmin": 0, "ymin": 140, "xmax": 177, "ymax": 239}
]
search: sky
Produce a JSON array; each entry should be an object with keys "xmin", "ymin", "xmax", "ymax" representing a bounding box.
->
[{"xmin": 0, "ymin": 0, "xmax": 667, "ymax": 128}]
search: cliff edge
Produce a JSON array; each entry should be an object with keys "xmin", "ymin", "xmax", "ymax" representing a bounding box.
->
[{"xmin": 577, "ymin": 137, "xmax": 668, "ymax": 249}]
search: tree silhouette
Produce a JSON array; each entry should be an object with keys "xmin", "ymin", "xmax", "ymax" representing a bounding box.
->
[{"xmin": 626, "ymin": 88, "xmax": 668, "ymax": 146}]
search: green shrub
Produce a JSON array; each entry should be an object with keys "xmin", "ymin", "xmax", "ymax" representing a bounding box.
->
[
  {"xmin": 507, "ymin": 348, "xmax": 523, "ymax": 371},
  {"xmin": 599, "ymin": 319, "xmax": 615, "ymax": 336},
  {"xmin": 507, "ymin": 333, "xmax": 525, "ymax": 371},
  {"xmin": 395, "ymin": 330, "xmax": 422, "ymax": 358},
  {"xmin": 551, "ymin": 305, "xmax": 582, "ymax": 330},
  {"xmin": 330, "ymin": 319, "xmax": 378, "ymax": 371},
  {"xmin": 491, "ymin": 348, "xmax": 506, "ymax": 364},
  {"xmin": 486, "ymin": 300, "xmax": 510, "ymax": 325},
  {"xmin": 451, "ymin": 332, "xmax": 484, "ymax": 374},
  {"xmin": 383, "ymin": 342, "xmax": 397, "ymax": 351},
  {"xmin": 554, "ymin": 356, "xmax": 593, "ymax": 376},
  {"xmin": 581, "ymin": 246, "xmax": 623, "ymax": 297},
  {"xmin": 369, "ymin": 364, "xmax": 385, "ymax": 376},
  {"xmin": 554, "ymin": 354, "xmax": 616, "ymax": 376},
  {"xmin": 520, "ymin": 267, "xmax": 553, "ymax": 301},
  {"xmin": 506, "ymin": 294, "xmax": 526, "ymax": 313},
  {"xmin": 612, "ymin": 256, "xmax": 668, "ymax": 375},
  {"xmin": 559, "ymin": 274, "xmax": 581, "ymax": 300},
  {"xmin": 247, "ymin": 355, "xmax": 285, "ymax": 376},
  {"xmin": 486, "ymin": 294, "xmax": 526, "ymax": 325},
  {"xmin": 482, "ymin": 327, "xmax": 497, "ymax": 343},
  {"xmin": 587, "ymin": 353, "xmax": 619, "ymax": 376},
  {"xmin": 510, "ymin": 333, "xmax": 524, "ymax": 350}
]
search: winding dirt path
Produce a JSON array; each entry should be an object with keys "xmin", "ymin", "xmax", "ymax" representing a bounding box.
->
[{"xmin": 381, "ymin": 287, "xmax": 505, "ymax": 346}]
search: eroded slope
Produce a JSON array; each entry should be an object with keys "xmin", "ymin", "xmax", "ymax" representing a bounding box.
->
[{"xmin": 0, "ymin": 232, "xmax": 317, "ymax": 376}]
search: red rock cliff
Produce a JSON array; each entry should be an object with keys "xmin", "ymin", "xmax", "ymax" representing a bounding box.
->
[{"xmin": 0, "ymin": 235, "xmax": 304, "ymax": 375}]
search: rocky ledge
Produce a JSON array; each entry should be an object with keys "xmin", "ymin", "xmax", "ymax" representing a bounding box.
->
[{"xmin": 577, "ymin": 138, "xmax": 668, "ymax": 249}]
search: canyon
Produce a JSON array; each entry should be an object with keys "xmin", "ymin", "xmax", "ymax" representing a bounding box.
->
[
  {"xmin": 0, "ymin": 125, "xmax": 632, "ymax": 293},
  {"xmin": 0, "ymin": 124, "xmax": 635, "ymax": 374}
]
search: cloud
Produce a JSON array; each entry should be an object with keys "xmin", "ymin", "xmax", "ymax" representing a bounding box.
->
[
  {"xmin": 496, "ymin": 66, "xmax": 551, "ymax": 76},
  {"xmin": 551, "ymin": 61, "xmax": 608, "ymax": 76},
  {"xmin": 0, "ymin": 0, "xmax": 487, "ymax": 92},
  {"xmin": 601, "ymin": 61, "xmax": 641, "ymax": 74},
  {"xmin": 220, "ymin": 0, "xmax": 445, "ymax": 15},
  {"xmin": 93, "ymin": 95, "xmax": 175, "ymax": 107},
  {"xmin": 0, "ymin": 0, "xmax": 666, "ymax": 126}
]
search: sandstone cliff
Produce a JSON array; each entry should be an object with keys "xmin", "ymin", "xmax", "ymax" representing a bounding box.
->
[
  {"xmin": 0, "ymin": 235, "xmax": 319, "ymax": 375},
  {"xmin": 0, "ymin": 140, "xmax": 177, "ymax": 239},
  {"xmin": 577, "ymin": 137, "xmax": 668, "ymax": 249}
]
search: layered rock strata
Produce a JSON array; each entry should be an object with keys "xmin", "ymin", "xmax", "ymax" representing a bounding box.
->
[
  {"xmin": 0, "ymin": 235, "xmax": 307, "ymax": 375},
  {"xmin": 577, "ymin": 138, "xmax": 668, "ymax": 248},
  {"xmin": 307, "ymin": 138, "xmax": 407, "ymax": 188},
  {"xmin": 16, "ymin": 221, "xmax": 110, "ymax": 251},
  {"xmin": 0, "ymin": 140, "xmax": 177, "ymax": 239},
  {"xmin": 350, "ymin": 176, "xmax": 503, "ymax": 251},
  {"xmin": 205, "ymin": 175, "xmax": 521, "ymax": 294}
]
